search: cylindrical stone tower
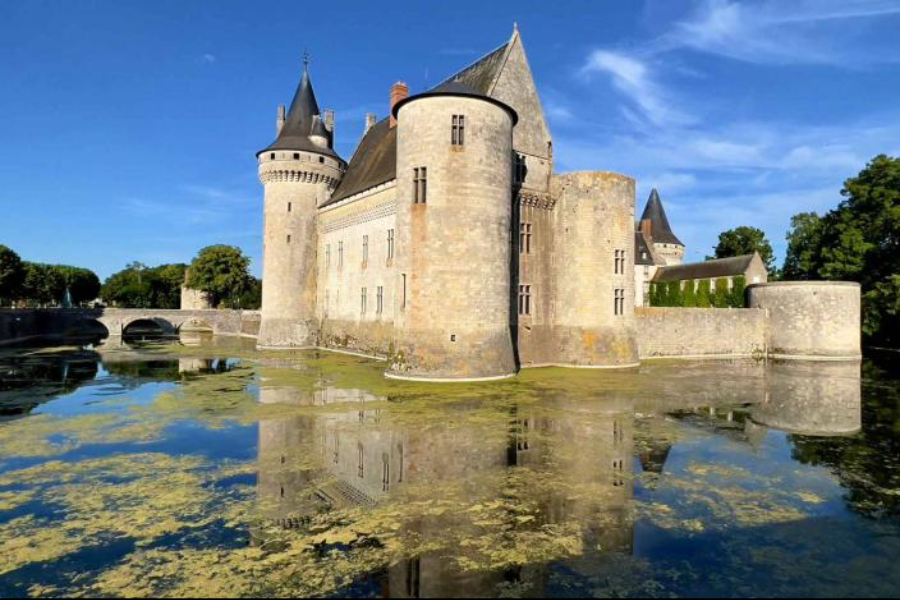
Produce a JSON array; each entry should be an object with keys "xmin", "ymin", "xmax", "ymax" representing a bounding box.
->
[
  {"xmin": 747, "ymin": 281, "xmax": 861, "ymax": 360},
  {"xmin": 256, "ymin": 63, "xmax": 345, "ymax": 349},
  {"xmin": 388, "ymin": 82, "xmax": 518, "ymax": 381}
]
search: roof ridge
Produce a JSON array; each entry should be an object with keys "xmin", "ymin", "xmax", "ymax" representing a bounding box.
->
[{"xmin": 436, "ymin": 39, "xmax": 511, "ymax": 90}]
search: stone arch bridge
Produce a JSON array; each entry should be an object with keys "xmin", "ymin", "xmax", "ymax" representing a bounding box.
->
[{"xmin": 82, "ymin": 308, "xmax": 248, "ymax": 337}]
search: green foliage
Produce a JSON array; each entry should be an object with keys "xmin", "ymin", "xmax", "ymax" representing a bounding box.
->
[
  {"xmin": 102, "ymin": 263, "xmax": 187, "ymax": 309},
  {"xmin": 682, "ymin": 279, "xmax": 697, "ymax": 307},
  {"xmin": 696, "ymin": 280, "xmax": 712, "ymax": 308},
  {"xmin": 665, "ymin": 281, "xmax": 682, "ymax": 307},
  {"xmin": 0, "ymin": 245, "xmax": 25, "ymax": 306},
  {"xmin": 781, "ymin": 155, "xmax": 900, "ymax": 345},
  {"xmin": 782, "ymin": 213, "xmax": 823, "ymax": 281},
  {"xmin": 730, "ymin": 275, "xmax": 747, "ymax": 308},
  {"xmin": 649, "ymin": 282, "xmax": 663, "ymax": 307},
  {"xmin": 713, "ymin": 279, "xmax": 730, "ymax": 308},
  {"xmin": 710, "ymin": 226, "xmax": 776, "ymax": 273},
  {"xmin": 186, "ymin": 246, "xmax": 253, "ymax": 308}
]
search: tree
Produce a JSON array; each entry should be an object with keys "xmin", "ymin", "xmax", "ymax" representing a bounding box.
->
[
  {"xmin": 682, "ymin": 279, "xmax": 697, "ymax": 307},
  {"xmin": 782, "ymin": 155, "xmax": 900, "ymax": 345},
  {"xmin": 101, "ymin": 263, "xmax": 187, "ymax": 309},
  {"xmin": 782, "ymin": 212, "xmax": 824, "ymax": 280},
  {"xmin": 665, "ymin": 281, "xmax": 682, "ymax": 307},
  {"xmin": 58, "ymin": 266, "xmax": 101, "ymax": 305},
  {"xmin": 186, "ymin": 245, "xmax": 253, "ymax": 308},
  {"xmin": 0, "ymin": 245, "xmax": 25, "ymax": 306},
  {"xmin": 710, "ymin": 226, "xmax": 776, "ymax": 273},
  {"xmin": 713, "ymin": 278, "xmax": 730, "ymax": 308},
  {"xmin": 730, "ymin": 275, "xmax": 747, "ymax": 308},
  {"xmin": 20, "ymin": 263, "xmax": 66, "ymax": 307},
  {"xmin": 696, "ymin": 280, "xmax": 712, "ymax": 308}
]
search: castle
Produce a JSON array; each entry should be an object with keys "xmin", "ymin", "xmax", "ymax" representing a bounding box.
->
[{"xmin": 255, "ymin": 27, "xmax": 861, "ymax": 381}]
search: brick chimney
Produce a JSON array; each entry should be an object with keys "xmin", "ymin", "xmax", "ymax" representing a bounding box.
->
[{"xmin": 389, "ymin": 81, "xmax": 409, "ymax": 128}]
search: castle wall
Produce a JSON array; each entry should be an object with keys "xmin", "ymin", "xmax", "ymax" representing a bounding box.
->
[
  {"xmin": 634, "ymin": 307, "xmax": 768, "ymax": 359},
  {"xmin": 180, "ymin": 286, "xmax": 212, "ymax": 310},
  {"xmin": 549, "ymin": 172, "xmax": 639, "ymax": 368},
  {"xmin": 316, "ymin": 184, "xmax": 397, "ymax": 357},
  {"xmin": 257, "ymin": 150, "xmax": 343, "ymax": 348},
  {"xmin": 748, "ymin": 281, "xmax": 861, "ymax": 360},
  {"xmin": 390, "ymin": 95, "xmax": 516, "ymax": 380},
  {"xmin": 515, "ymin": 197, "xmax": 557, "ymax": 366}
]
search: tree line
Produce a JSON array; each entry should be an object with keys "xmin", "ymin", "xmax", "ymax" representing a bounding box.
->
[
  {"xmin": 0, "ymin": 246, "xmax": 101, "ymax": 307},
  {"xmin": 0, "ymin": 244, "xmax": 260, "ymax": 310}
]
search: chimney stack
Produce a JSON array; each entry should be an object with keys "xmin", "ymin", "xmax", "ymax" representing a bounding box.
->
[
  {"xmin": 365, "ymin": 113, "xmax": 377, "ymax": 135},
  {"xmin": 389, "ymin": 81, "xmax": 409, "ymax": 128},
  {"xmin": 276, "ymin": 104, "xmax": 286, "ymax": 136}
]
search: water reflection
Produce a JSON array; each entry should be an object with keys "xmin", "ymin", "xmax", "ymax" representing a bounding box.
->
[{"xmin": 253, "ymin": 359, "xmax": 865, "ymax": 596}]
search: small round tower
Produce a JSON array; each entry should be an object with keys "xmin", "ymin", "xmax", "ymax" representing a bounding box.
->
[
  {"xmin": 388, "ymin": 82, "xmax": 518, "ymax": 381},
  {"xmin": 257, "ymin": 61, "xmax": 345, "ymax": 348}
]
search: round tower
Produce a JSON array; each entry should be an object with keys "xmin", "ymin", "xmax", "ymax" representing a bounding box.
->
[
  {"xmin": 257, "ymin": 62, "xmax": 345, "ymax": 348},
  {"xmin": 388, "ymin": 82, "xmax": 518, "ymax": 381}
]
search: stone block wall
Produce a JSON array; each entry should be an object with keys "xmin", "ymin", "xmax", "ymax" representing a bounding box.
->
[{"xmin": 635, "ymin": 307, "xmax": 767, "ymax": 359}]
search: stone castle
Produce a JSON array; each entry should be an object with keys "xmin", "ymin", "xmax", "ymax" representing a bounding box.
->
[{"xmin": 254, "ymin": 27, "xmax": 862, "ymax": 381}]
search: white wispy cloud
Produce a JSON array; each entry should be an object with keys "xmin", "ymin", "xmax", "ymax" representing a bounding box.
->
[
  {"xmin": 580, "ymin": 50, "xmax": 694, "ymax": 128},
  {"xmin": 666, "ymin": 0, "xmax": 900, "ymax": 66},
  {"xmin": 201, "ymin": 53, "xmax": 216, "ymax": 64}
]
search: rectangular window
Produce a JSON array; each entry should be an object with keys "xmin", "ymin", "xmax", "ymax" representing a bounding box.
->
[
  {"xmin": 614, "ymin": 288, "xmax": 625, "ymax": 316},
  {"xmin": 519, "ymin": 223, "xmax": 533, "ymax": 254},
  {"xmin": 287, "ymin": 202, "xmax": 292, "ymax": 213},
  {"xmin": 413, "ymin": 167, "xmax": 427, "ymax": 204},
  {"xmin": 514, "ymin": 154, "xmax": 526, "ymax": 184},
  {"xmin": 361, "ymin": 287, "xmax": 367, "ymax": 315},
  {"xmin": 377, "ymin": 286, "xmax": 384, "ymax": 315},
  {"xmin": 286, "ymin": 234, "xmax": 291, "ymax": 244},
  {"xmin": 387, "ymin": 229, "xmax": 395, "ymax": 260},
  {"xmin": 518, "ymin": 285, "xmax": 532, "ymax": 316},
  {"xmin": 362, "ymin": 235, "xmax": 369, "ymax": 267},
  {"xmin": 615, "ymin": 249, "xmax": 627, "ymax": 275},
  {"xmin": 451, "ymin": 114, "xmax": 465, "ymax": 146}
]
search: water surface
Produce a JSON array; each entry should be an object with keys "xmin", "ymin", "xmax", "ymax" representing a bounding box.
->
[{"xmin": 1, "ymin": 337, "xmax": 898, "ymax": 597}]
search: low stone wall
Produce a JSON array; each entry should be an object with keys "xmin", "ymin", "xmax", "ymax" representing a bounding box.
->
[
  {"xmin": 318, "ymin": 319, "xmax": 394, "ymax": 359},
  {"xmin": 635, "ymin": 307, "xmax": 768, "ymax": 359},
  {"xmin": 240, "ymin": 311, "xmax": 261, "ymax": 338}
]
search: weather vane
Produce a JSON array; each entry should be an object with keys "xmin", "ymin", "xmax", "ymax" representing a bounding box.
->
[{"xmin": 302, "ymin": 47, "xmax": 310, "ymax": 71}]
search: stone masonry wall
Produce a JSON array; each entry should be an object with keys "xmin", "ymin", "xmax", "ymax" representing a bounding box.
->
[{"xmin": 635, "ymin": 307, "xmax": 768, "ymax": 358}]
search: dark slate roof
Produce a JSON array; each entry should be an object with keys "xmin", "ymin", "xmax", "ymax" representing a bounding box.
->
[
  {"xmin": 653, "ymin": 254, "xmax": 758, "ymax": 282},
  {"xmin": 639, "ymin": 189, "xmax": 683, "ymax": 246},
  {"xmin": 438, "ymin": 41, "xmax": 510, "ymax": 94},
  {"xmin": 635, "ymin": 232, "xmax": 657, "ymax": 265},
  {"xmin": 258, "ymin": 66, "xmax": 343, "ymax": 161},
  {"xmin": 392, "ymin": 79, "xmax": 518, "ymax": 125},
  {"xmin": 324, "ymin": 117, "xmax": 397, "ymax": 206},
  {"xmin": 324, "ymin": 41, "xmax": 516, "ymax": 206}
]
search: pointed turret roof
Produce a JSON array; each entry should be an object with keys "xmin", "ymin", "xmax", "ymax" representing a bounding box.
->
[
  {"xmin": 640, "ymin": 189, "xmax": 683, "ymax": 246},
  {"xmin": 258, "ymin": 62, "xmax": 342, "ymax": 160}
]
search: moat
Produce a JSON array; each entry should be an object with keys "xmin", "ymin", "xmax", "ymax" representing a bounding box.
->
[{"xmin": 1, "ymin": 336, "xmax": 898, "ymax": 598}]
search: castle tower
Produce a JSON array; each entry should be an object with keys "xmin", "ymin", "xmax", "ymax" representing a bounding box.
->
[
  {"xmin": 638, "ymin": 189, "xmax": 684, "ymax": 265},
  {"xmin": 388, "ymin": 82, "xmax": 518, "ymax": 381},
  {"xmin": 257, "ymin": 60, "xmax": 345, "ymax": 348}
]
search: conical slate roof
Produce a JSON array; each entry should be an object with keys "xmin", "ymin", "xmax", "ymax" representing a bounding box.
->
[
  {"xmin": 640, "ymin": 189, "xmax": 683, "ymax": 246},
  {"xmin": 258, "ymin": 64, "xmax": 342, "ymax": 160}
]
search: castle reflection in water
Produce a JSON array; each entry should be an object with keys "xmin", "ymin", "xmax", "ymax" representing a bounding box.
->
[{"xmin": 250, "ymin": 360, "xmax": 862, "ymax": 597}]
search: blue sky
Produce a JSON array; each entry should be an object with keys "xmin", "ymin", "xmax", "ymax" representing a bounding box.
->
[{"xmin": 2, "ymin": 0, "xmax": 899, "ymax": 278}]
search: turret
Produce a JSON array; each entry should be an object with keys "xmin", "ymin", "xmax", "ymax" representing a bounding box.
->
[
  {"xmin": 257, "ymin": 59, "xmax": 346, "ymax": 348},
  {"xmin": 388, "ymin": 81, "xmax": 518, "ymax": 381},
  {"xmin": 639, "ymin": 189, "xmax": 684, "ymax": 265}
]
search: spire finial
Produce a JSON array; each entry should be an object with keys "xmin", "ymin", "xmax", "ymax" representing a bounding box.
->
[{"xmin": 302, "ymin": 47, "xmax": 310, "ymax": 72}]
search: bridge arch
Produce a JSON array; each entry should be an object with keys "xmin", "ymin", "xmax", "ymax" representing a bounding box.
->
[
  {"xmin": 65, "ymin": 318, "xmax": 110, "ymax": 341},
  {"xmin": 122, "ymin": 317, "xmax": 178, "ymax": 338}
]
